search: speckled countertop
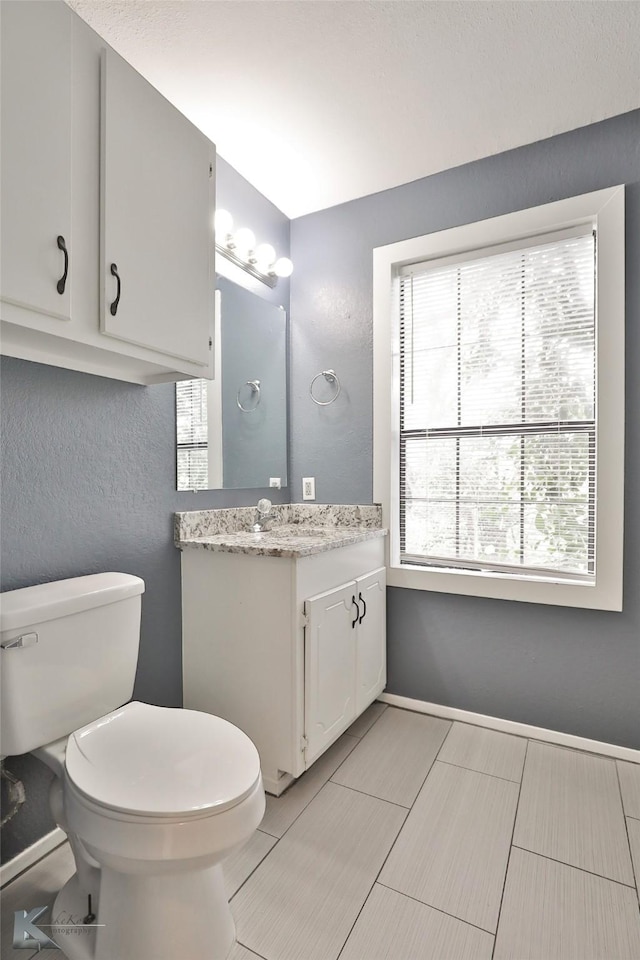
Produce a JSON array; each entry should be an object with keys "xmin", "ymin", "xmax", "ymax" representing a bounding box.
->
[{"xmin": 175, "ymin": 504, "xmax": 386, "ymax": 558}]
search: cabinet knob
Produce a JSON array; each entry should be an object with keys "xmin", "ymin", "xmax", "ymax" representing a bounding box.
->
[
  {"xmin": 109, "ymin": 263, "xmax": 121, "ymax": 316},
  {"xmin": 56, "ymin": 235, "xmax": 69, "ymax": 294}
]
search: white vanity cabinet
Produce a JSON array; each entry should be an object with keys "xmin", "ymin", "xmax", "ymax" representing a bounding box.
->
[
  {"xmin": 0, "ymin": 0, "xmax": 215, "ymax": 385},
  {"xmin": 181, "ymin": 537, "xmax": 386, "ymax": 795},
  {"xmin": 304, "ymin": 567, "xmax": 386, "ymax": 765}
]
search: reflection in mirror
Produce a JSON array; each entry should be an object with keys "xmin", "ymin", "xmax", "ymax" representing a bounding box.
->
[{"xmin": 176, "ymin": 277, "xmax": 287, "ymax": 490}]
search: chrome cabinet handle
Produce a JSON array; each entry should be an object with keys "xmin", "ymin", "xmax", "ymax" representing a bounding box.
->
[
  {"xmin": 109, "ymin": 263, "xmax": 121, "ymax": 316},
  {"xmin": 351, "ymin": 595, "xmax": 360, "ymax": 628},
  {"xmin": 56, "ymin": 235, "xmax": 68, "ymax": 294},
  {"xmin": 358, "ymin": 592, "xmax": 367, "ymax": 624}
]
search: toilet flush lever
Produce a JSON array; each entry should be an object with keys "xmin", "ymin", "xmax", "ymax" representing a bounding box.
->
[{"xmin": 1, "ymin": 632, "xmax": 38, "ymax": 649}]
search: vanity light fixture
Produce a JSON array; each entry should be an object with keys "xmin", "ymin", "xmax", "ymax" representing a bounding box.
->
[{"xmin": 214, "ymin": 209, "xmax": 293, "ymax": 288}]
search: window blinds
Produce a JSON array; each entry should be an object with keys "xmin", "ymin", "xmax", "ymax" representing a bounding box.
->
[
  {"xmin": 176, "ymin": 379, "xmax": 209, "ymax": 491},
  {"xmin": 399, "ymin": 230, "xmax": 596, "ymax": 580}
]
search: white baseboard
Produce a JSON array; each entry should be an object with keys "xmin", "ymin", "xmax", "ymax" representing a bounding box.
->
[
  {"xmin": 0, "ymin": 827, "xmax": 67, "ymax": 888},
  {"xmin": 379, "ymin": 694, "xmax": 640, "ymax": 764}
]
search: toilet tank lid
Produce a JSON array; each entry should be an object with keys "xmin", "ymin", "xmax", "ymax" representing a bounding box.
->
[{"xmin": 0, "ymin": 573, "xmax": 145, "ymax": 633}]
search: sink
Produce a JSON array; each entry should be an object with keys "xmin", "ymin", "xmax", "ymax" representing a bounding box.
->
[{"xmin": 251, "ymin": 526, "xmax": 329, "ymax": 538}]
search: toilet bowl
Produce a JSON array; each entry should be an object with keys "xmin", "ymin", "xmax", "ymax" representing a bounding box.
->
[
  {"xmin": 0, "ymin": 574, "xmax": 265, "ymax": 960},
  {"xmin": 45, "ymin": 702, "xmax": 264, "ymax": 960}
]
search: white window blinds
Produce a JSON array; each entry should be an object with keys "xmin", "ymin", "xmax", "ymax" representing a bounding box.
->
[
  {"xmin": 399, "ymin": 230, "xmax": 596, "ymax": 580},
  {"xmin": 176, "ymin": 379, "xmax": 209, "ymax": 491}
]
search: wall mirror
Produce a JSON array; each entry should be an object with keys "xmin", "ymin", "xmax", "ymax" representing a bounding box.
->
[{"xmin": 176, "ymin": 277, "xmax": 287, "ymax": 490}]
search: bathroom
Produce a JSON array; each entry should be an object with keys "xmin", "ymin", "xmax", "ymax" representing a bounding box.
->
[{"xmin": 1, "ymin": 1, "xmax": 639, "ymax": 958}]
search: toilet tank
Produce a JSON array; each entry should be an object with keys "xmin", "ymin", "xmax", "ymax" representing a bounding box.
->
[{"xmin": 0, "ymin": 573, "xmax": 145, "ymax": 757}]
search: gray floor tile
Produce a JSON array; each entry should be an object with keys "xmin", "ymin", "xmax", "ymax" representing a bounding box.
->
[
  {"xmin": 438, "ymin": 721, "xmax": 526, "ymax": 782},
  {"xmin": 627, "ymin": 817, "xmax": 640, "ymax": 891},
  {"xmin": 341, "ymin": 883, "xmax": 494, "ymax": 960},
  {"xmin": 331, "ymin": 707, "xmax": 451, "ymax": 807},
  {"xmin": 346, "ymin": 701, "xmax": 387, "ymax": 738},
  {"xmin": 224, "ymin": 830, "xmax": 277, "ymax": 900},
  {"xmin": 260, "ymin": 733, "xmax": 358, "ymax": 838},
  {"xmin": 1, "ymin": 842, "xmax": 75, "ymax": 960},
  {"xmin": 229, "ymin": 944, "xmax": 264, "ymax": 960},
  {"xmin": 618, "ymin": 760, "xmax": 640, "ymax": 819},
  {"xmin": 379, "ymin": 761, "xmax": 519, "ymax": 933},
  {"xmin": 494, "ymin": 847, "xmax": 640, "ymax": 960},
  {"xmin": 232, "ymin": 781, "xmax": 406, "ymax": 960},
  {"xmin": 514, "ymin": 741, "xmax": 634, "ymax": 885}
]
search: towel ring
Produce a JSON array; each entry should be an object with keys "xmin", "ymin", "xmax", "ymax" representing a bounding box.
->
[
  {"xmin": 310, "ymin": 369, "xmax": 341, "ymax": 406},
  {"xmin": 237, "ymin": 379, "xmax": 261, "ymax": 413}
]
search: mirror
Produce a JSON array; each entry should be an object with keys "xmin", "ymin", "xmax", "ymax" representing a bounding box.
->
[{"xmin": 176, "ymin": 277, "xmax": 287, "ymax": 490}]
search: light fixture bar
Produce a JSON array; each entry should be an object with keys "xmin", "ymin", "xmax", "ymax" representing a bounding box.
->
[{"xmin": 215, "ymin": 242, "xmax": 278, "ymax": 288}]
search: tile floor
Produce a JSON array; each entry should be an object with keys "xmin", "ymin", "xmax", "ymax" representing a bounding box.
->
[{"xmin": 2, "ymin": 703, "xmax": 640, "ymax": 960}]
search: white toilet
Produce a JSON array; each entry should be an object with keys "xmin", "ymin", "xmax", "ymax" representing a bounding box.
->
[{"xmin": 0, "ymin": 573, "xmax": 264, "ymax": 960}]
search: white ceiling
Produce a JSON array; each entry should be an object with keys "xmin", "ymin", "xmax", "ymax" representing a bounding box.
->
[{"xmin": 67, "ymin": 1, "xmax": 640, "ymax": 219}]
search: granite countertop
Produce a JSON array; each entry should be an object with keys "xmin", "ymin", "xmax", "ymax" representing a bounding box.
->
[{"xmin": 175, "ymin": 504, "xmax": 387, "ymax": 558}]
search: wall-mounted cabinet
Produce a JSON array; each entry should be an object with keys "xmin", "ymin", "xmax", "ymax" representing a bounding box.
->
[
  {"xmin": 181, "ymin": 539, "xmax": 387, "ymax": 795},
  {"xmin": 0, "ymin": 2, "xmax": 73, "ymax": 325},
  {"xmin": 0, "ymin": 1, "xmax": 215, "ymax": 385}
]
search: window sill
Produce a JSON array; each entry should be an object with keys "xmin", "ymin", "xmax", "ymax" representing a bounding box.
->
[{"xmin": 386, "ymin": 562, "xmax": 621, "ymax": 611}]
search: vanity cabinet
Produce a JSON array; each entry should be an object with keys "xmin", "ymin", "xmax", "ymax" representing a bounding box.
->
[
  {"xmin": 304, "ymin": 568, "xmax": 386, "ymax": 765},
  {"xmin": 181, "ymin": 538, "xmax": 386, "ymax": 795},
  {"xmin": 0, "ymin": 0, "xmax": 215, "ymax": 384}
]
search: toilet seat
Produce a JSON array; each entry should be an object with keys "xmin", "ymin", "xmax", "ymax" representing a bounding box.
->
[{"xmin": 65, "ymin": 701, "xmax": 261, "ymax": 818}]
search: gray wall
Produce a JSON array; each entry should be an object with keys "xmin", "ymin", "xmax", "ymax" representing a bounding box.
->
[
  {"xmin": 0, "ymin": 155, "xmax": 290, "ymax": 862},
  {"xmin": 290, "ymin": 109, "xmax": 640, "ymax": 749}
]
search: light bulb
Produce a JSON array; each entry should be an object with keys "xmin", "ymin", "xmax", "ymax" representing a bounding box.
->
[
  {"xmin": 254, "ymin": 243, "xmax": 276, "ymax": 272},
  {"xmin": 214, "ymin": 208, "xmax": 233, "ymax": 239},
  {"xmin": 234, "ymin": 227, "xmax": 256, "ymax": 256},
  {"xmin": 273, "ymin": 257, "xmax": 293, "ymax": 278}
]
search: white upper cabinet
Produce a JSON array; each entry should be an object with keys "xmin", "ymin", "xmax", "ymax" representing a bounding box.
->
[
  {"xmin": 0, "ymin": 1, "xmax": 215, "ymax": 384},
  {"xmin": 0, "ymin": 1, "xmax": 72, "ymax": 321},
  {"xmin": 100, "ymin": 48, "xmax": 213, "ymax": 367}
]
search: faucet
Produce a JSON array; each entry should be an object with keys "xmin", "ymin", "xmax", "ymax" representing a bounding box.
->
[{"xmin": 252, "ymin": 498, "xmax": 275, "ymax": 533}]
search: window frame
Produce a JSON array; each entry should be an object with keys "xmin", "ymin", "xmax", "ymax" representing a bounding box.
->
[{"xmin": 373, "ymin": 186, "xmax": 625, "ymax": 610}]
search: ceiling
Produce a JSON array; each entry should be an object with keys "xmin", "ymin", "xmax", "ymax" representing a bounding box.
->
[{"xmin": 67, "ymin": 1, "xmax": 640, "ymax": 219}]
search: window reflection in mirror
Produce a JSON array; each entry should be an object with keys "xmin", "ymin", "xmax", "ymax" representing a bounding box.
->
[{"xmin": 176, "ymin": 277, "xmax": 287, "ymax": 490}]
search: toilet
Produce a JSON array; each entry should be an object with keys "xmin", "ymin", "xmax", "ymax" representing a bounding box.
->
[{"xmin": 0, "ymin": 573, "xmax": 264, "ymax": 960}]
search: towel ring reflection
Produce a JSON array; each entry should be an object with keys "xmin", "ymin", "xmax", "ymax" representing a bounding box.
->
[
  {"xmin": 310, "ymin": 369, "xmax": 341, "ymax": 406},
  {"xmin": 237, "ymin": 379, "xmax": 261, "ymax": 413}
]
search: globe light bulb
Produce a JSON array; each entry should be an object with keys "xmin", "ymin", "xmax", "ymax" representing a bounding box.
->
[
  {"xmin": 214, "ymin": 208, "xmax": 233, "ymax": 240},
  {"xmin": 234, "ymin": 227, "xmax": 256, "ymax": 256},
  {"xmin": 255, "ymin": 243, "xmax": 276, "ymax": 272},
  {"xmin": 273, "ymin": 257, "xmax": 293, "ymax": 278}
]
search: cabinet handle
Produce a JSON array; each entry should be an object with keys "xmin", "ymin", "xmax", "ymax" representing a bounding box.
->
[
  {"xmin": 109, "ymin": 263, "xmax": 121, "ymax": 316},
  {"xmin": 351, "ymin": 595, "xmax": 360, "ymax": 629},
  {"xmin": 56, "ymin": 236, "xmax": 68, "ymax": 294},
  {"xmin": 358, "ymin": 592, "xmax": 367, "ymax": 624}
]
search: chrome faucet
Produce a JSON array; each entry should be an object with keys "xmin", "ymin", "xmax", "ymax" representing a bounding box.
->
[{"xmin": 252, "ymin": 498, "xmax": 275, "ymax": 533}]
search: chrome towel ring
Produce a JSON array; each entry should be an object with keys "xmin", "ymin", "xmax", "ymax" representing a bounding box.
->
[
  {"xmin": 237, "ymin": 379, "xmax": 261, "ymax": 412},
  {"xmin": 310, "ymin": 369, "xmax": 341, "ymax": 406}
]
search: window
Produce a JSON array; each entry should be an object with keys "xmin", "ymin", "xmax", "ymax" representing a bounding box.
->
[
  {"xmin": 176, "ymin": 379, "xmax": 209, "ymax": 490},
  {"xmin": 373, "ymin": 187, "xmax": 625, "ymax": 610}
]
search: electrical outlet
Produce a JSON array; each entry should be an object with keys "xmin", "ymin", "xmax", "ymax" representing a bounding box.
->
[
  {"xmin": 302, "ymin": 477, "xmax": 315, "ymax": 500},
  {"xmin": 269, "ymin": 477, "xmax": 281, "ymax": 489}
]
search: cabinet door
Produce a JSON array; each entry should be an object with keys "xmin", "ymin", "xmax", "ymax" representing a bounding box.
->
[
  {"xmin": 304, "ymin": 582, "xmax": 357, "ymax": 766},
  {"xmin": 100, "ymin": 47, "xmax": 214, "ymax": 367},
  {"xmin": 355, "ymin": 567, "xmax": 387, "ymax": 714},
  {"xmin": 0, "ymin": 1, "xmax": 72, "ymax": 321}
]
